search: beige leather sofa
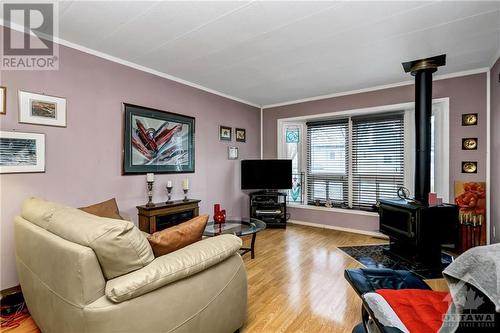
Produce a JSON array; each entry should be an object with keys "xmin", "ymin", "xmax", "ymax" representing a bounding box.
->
[{"xmin": 15, "ymin": 198, "xmax": 247, "ymax": 333}]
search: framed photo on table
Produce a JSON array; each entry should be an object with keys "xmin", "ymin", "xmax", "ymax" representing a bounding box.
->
[
  {"xmin": 18, "ymin": 91, "xmax": 66, "ymax": 127},
  {"xmin": 0, "ymin": 131, "xmax": 45, "ymax": 173},
  {"xmin": 123, "ymin": 103, "xmax": 195, "ymax": 174}
]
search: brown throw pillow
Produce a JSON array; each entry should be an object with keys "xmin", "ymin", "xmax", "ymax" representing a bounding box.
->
[
  {"xmin": 79, "ymin": 198, "xmax": 123, "ymax": 220},
  {"xmin": 147, "ymin": 215, "xmax": 208, "ymax": 257}
]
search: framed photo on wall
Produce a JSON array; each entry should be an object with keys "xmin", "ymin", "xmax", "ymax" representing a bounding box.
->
[
  {"xmin": 0, "ymin": 87, "xmax": 6, "ymax": 115},
  {"xmin": 228, "ymin": 146, "xmax": 238, "ymax": 160},
  {"xmin": 0, "ymin": 131, "xmax": 45, "ymax": 173},
  {"xmin": 18, "ymin": 91, "xmax": 67, "ymax": 127},
  {"xmin": 235, "ymin": 128, "xmax": 246, "ymax": 142},
  {"xmin": 219, "ymin": 125, "xmax": 232, "ymax": 141},
  {"xmin": 123, "ymin": 103, "xmax": 195, "ymax": 174}
]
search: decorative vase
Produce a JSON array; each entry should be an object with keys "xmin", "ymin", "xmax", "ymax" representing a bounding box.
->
[{"xmin": 214, "ymin": 204, "xmax": 226, "ymax": 224}]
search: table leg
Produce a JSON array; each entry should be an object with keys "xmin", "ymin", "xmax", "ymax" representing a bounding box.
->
[{"xmin": 250, "ymin": 232, "xmax": 256, "ymax": 259}]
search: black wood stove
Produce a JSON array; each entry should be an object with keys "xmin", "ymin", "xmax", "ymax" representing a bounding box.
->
[{"xmin": 378, "ymin": 54, "xmax": 458, "ymax": 267}]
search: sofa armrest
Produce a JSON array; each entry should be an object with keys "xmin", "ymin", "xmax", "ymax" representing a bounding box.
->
[{"xmin": 105, "ymin": 234, "xmax": 242, "ymax": 303}]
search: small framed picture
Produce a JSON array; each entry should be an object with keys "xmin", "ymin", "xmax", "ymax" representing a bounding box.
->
[
  {"xmin": 0, "ymin": 131, "xmax": 45, "ymax": 173},
  {"xmin": 18, "ymin": 90, "xmax": 67, "ymax": 127},
  {"xmin": 0, "ymin": 87, "xmax": 6, "ymax": 115},
  {"xmin": 219, "ymin": 125, "xmax": 232, "ymax": 141},
  {"xmin": 235, "ymin": 128, "xmax": 246, "ymax": 142},
  {"xmin": 228, "ymin": 146, "xmax": 238, "ymax": 160},
  {"xmin": 462, "ymin": 161, "xmax": 477, "ymax": 174},
  {"xmin": 462, "ymin": 138, "xmax": 478, "ymax": 150},
  {"xmin": 462, "ymin": 113, "xmax": 478, "ymax": 126}
]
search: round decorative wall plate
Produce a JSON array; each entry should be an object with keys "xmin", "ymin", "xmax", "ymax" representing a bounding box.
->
[
  {"xmin": 462, "ymin": 113, "xmax": 478, "ymax": 126},
  {"xmin": 462, "ymin": 138, "xmax": 478, "ymax": 150},
  {"xmin": 462, "ymin": 161, "xmax": 477, "ymax": 173}
]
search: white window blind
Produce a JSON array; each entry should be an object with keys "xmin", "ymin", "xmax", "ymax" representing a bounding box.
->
[
  {"xmin": 306, "ymin": 119, "xmax": 349, "ymax": 207},
  {"xmin": 351, "ymin": 112, "xmax": 405, "ymax": 210}
]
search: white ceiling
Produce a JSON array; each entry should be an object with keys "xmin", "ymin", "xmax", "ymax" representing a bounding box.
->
[{"xmin": 14, "ymin": 1, "xmax": 500, "ymax": 106}]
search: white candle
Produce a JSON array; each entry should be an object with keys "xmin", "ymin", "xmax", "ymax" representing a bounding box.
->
[
  {"xmin": 146, "ymin": 173, "xmax": 154, "ymax": 182},
  {"xmin": 182, "ymin": 179, "xmax": 189, "ymax": 190},
  {"xmin": 167, "ymin": 180, "xmax": 172, "ymax": 188}
]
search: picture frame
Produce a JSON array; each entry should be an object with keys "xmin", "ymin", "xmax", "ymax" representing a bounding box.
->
[
  {"xmin": 462, "ymin": 161, "xmax": 477, "ymax": 174},
  {"xmin": 461, "ymin": 113, "xmax": 478, "ymax": 126},
  {"xmin": 228, "ymin": 146, "xmax": 238, "ymax": 160},
  {"xmin": 18, "ymin": 90, "xmax": 67, "ymax": 127},
  {"xmin": 0, "ymin": 87, "xmax": 5, "ymax": 115},
  {"xmin": 462, "ymin": 138, "xmax": 478, "ymax": 150},
  {"xmin": 123, "ymin": 103, "xmax": 195, "ymax": 174},
  {"xmin": 0, "ymin": 131, "xmax": 45, "ymax": 173},
  {"xmin": 235, "ymin": 128, "xmax": 246, "ymax": 142},
  {"xmin": 219, "ymin": 125, "xmax": 232, "ymax": 141}
]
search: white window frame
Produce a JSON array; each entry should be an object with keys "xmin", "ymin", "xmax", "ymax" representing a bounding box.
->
[{"xmin": 277, "ymin": 98, "xmax": 450, "ymax": 212}]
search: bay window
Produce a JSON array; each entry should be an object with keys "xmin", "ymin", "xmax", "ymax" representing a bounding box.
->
[{"xmin": 277, "ymin": 99, "xmax": 449, "ymax": 213}]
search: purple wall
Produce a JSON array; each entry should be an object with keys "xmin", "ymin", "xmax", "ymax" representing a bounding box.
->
[
  {"xmin": 263, "ymin": 73, "xmax": 488, "ymax": 233},
  {"xmin": 491, "ymin": 57, "xmax": 500, "ymax": 243},
  {"xmin": 0, "ymin": 30, "xmax": 260, "ymax": 289}
]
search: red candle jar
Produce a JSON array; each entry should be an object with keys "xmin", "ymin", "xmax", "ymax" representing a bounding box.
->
[{"xmin": 214, "ymin": 204, "xmax": 224, "ymax": 224}]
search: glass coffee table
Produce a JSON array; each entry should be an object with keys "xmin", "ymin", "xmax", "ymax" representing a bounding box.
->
[{"xmin": 203, "ymin": 218, "xmax": 266, "ymax": 259}]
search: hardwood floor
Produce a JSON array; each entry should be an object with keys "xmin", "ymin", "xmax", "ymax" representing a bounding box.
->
[
  {"xmin": 241, "ymin": 224, "xmax": 387, "ymax": 333},
  {"xmin": 4, "ymin": 224, "xmax": 448, "ymax": 333}
]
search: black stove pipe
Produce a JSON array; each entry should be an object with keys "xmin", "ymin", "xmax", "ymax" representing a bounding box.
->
[
  {"xmin": 413, "ymin": 69, "xmax": 435, "ymax": 205},
  {"xmin": 402, "ymin": 54, "xmax": 445, "ymax": 205}
]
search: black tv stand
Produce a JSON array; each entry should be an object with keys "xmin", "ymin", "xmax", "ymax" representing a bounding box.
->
[{"xmin": 249, "ymin": 191, "xmax": 287, "ymax": 229}]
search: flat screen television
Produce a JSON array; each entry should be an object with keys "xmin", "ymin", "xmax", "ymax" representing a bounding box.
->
[{"xmin": 241, "ymin": 159, "xmax": 292, "ymax": 190}]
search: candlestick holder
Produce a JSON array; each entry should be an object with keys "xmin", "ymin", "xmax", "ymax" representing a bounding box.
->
[
  {"xmin": 146, "ymin": 181, "xmax": 154, "ymax": 206},
  {"xmin": 183, "ymin": 189, "xmax": 189, "ymax": 201},
  {"xmin": 166, "ymin": 186, "xmax": 173, "ymax": 203}
]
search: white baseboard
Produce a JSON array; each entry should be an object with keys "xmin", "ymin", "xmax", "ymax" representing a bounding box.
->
[{"xmin": 288, "ymin": 219, "xmax": 389, "ymax": 239}]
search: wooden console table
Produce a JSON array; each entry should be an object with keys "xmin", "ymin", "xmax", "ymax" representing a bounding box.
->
[{"xmin": 137, "ymin": 199, "xmax": 201, "ymax": 234}]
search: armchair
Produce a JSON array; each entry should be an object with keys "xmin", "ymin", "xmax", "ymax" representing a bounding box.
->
[{"xmin": 14, "ymin": 198, "xmax": 247, "ymax": 333}]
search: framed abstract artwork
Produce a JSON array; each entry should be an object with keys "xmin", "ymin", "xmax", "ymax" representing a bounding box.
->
[
  {"xmin": 0, "ymin": 131, "xmax": 45, "ymax": 173},
  {"xmin": 235, "ymin": 128, "xmax": 246, "ymax": 142},
  {"xmin": 123, "ymin": 104, "xmax": 195, "ymax": 174},
  {"xmin": 0, "ymin": 87, "xmax": 5, "ymax": 114},
  {"xmin": 18, "ymin": 91, "xmax": 67, "ymax": 127},
  {"xmin": 219, "ymin": 125, "xmax": 232, "ymax": 141}
]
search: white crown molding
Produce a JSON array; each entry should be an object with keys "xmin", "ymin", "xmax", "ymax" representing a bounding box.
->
[
  {"xmin": 0, "ymin": 22, "xmax": 260, "ymax": 108},
  {"xmin": 262, "ymin": 67, "xmax": 490, "ymax": 109}
]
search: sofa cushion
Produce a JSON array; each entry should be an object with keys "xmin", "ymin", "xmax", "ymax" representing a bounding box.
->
[
  {"xmin": 79, "ymin": 198, "xmax": 123, "ymax": 220},
  {"xmin": 106, "ymin": 234, "xmax": 242, "ymax": 302},
  {"xmin": 21, "ymin": 198, "xmax": 154, "ymax": 279},
  {"xmin": 147, "ymin": 215, "xmax": 208, "ymax": 257}
]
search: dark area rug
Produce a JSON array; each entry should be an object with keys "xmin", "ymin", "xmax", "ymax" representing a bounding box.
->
[{"xmin": 338, "ymin": 244, "xmax": 454, "ymax": 279}]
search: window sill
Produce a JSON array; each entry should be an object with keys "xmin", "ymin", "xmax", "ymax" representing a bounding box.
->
[{"xmin": 287, "ymin": 203, "xmax": 379, "ymax": 217}]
